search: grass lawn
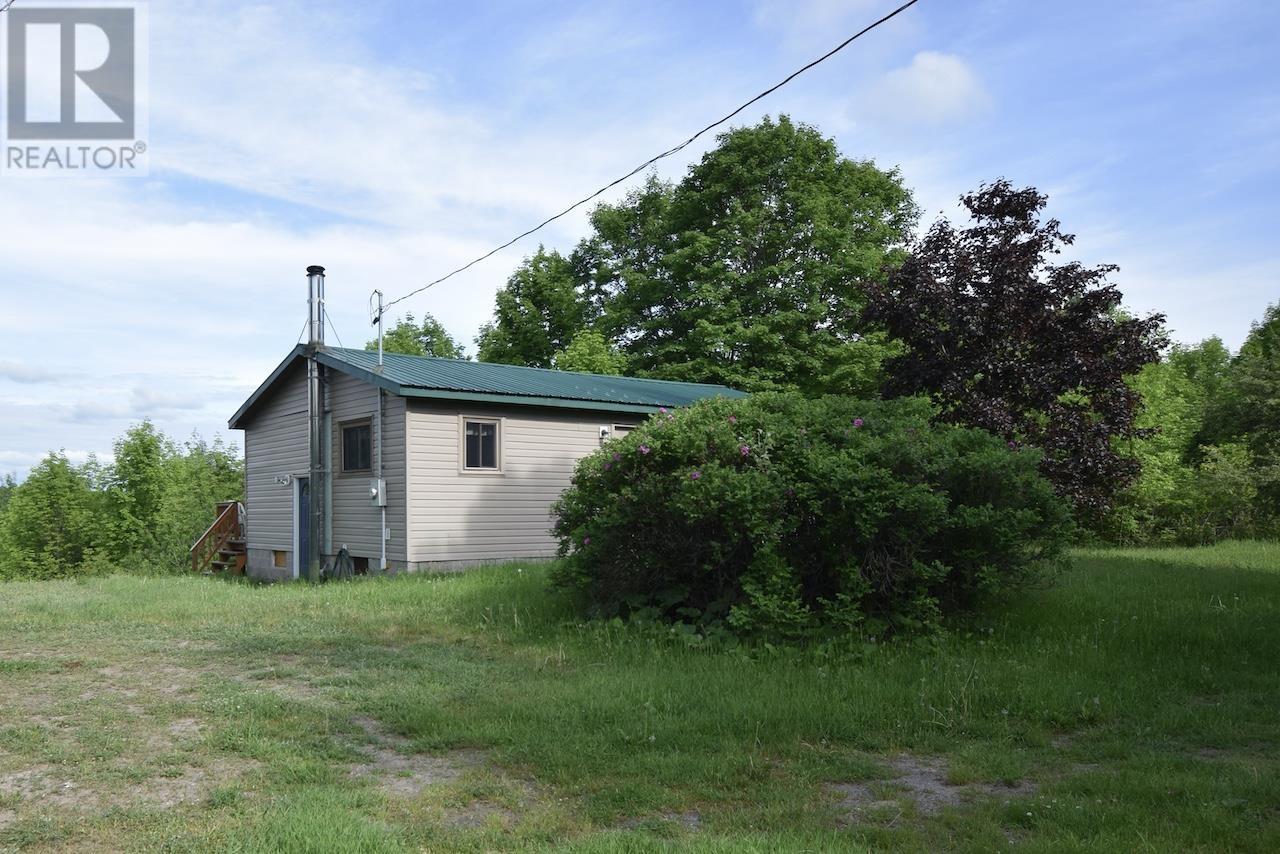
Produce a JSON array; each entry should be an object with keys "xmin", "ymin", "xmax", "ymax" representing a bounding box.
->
[{"xmin": 0, "ymin": 542, "xmax": 1278, "ymax": 852}]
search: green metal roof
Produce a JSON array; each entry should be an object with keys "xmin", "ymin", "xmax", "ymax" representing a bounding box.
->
[{"xmin": 229, "ymin": 345, "xmax": 747, "ymax": 428}]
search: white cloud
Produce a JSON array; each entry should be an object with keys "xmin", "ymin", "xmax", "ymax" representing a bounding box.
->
[
  {"xmin": 753, "ymin": 0, "xmax": 897, "ymax": 52},
  {"xmin": 0, "ymin": 361, "xmax": 62, "ymax": 384},
  {"xmin": 0, "ymin": 449, "xmax": 109, "ymax": 471},
  {"xmin": 130, "ymin": 387, "xmax": 208, "ymax": 416},
  {"xmin": 861, "ymin": 51, "xmax": 991, "ymax": 128}
]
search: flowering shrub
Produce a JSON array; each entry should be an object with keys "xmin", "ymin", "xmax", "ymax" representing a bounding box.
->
[{"xmin": 551, "ymin": 394, "xmax": 1071, "ymax": 640}]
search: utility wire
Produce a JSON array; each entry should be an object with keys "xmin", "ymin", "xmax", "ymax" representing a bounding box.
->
[
  {"xmin": 0, "ymin": 2, "xmax": 19, "ymax": 13},
  {"xmin": 376, "ymin": 0, "xmax": 922, "ymax": 320}
]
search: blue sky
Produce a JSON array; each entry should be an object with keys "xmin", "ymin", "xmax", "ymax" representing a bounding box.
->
[{"xmin": 0, "ymin": 0, "xmax": 1276, "ymax": 478}]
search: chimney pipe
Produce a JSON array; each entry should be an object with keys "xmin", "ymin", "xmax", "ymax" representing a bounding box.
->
[
  {"xmin": 307, "ymin": 265, "xmax": 326, "ymax": 346},
  {"xmin": 305, "ymin": 264, "xmax": 327, "ymax": 581}
]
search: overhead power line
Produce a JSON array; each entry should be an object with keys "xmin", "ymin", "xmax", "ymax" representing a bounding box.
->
[
  {"xmin": 0, "ymin": 2, "xmax": 19, "ymax": 13},
  {"xmin": 376, "ymin": 0, "xmax": 922, "ymax": 321}
]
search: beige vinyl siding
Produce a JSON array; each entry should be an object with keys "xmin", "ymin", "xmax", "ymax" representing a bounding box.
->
[
  {"xmin": 405, "ymin": 400, "xmax": 635, "ymax": 563},
  {"xmin": 327, "ymin": 370, "xmax": 407, "ymax": 562},
  {"xmin": 242, "ymin": 362, "xmax": 308, "ymax": 551}
]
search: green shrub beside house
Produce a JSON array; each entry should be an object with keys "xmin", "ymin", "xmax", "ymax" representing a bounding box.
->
[{"xmin": 552, "ymin": 394, "xmax": 1073, "ymax": 640}]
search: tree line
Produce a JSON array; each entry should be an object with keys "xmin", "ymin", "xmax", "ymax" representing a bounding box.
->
[{"xmin": 0, "ymin": 424, "xmax": 243, "ymax": 579}]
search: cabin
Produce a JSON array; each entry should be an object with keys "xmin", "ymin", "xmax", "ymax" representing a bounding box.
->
[{"xmin": 220, "ymin": 343, "xmax": 746, "ymax": 581}]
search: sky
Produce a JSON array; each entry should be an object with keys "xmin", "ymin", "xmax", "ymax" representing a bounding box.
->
[{"xmin": 0, "ymin": 0, "xmax": 1276, "ymax": 480}]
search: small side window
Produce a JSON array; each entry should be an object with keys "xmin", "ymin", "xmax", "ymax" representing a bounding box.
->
[
  {"xmin": 612, "ymin": 423, "xmax": 638, "ymax": 437},
  {"xmin": 342, "ymin": 422, "xmax": 372, "ymax": 472},
  {"xmin": 463, "ymin": 419, "xmax": 500, "ymax": 471}
]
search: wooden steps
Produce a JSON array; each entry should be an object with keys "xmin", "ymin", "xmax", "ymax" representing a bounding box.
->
[{"xmin": 191, "ymin": 503, "xmax": 246, "ymax": 575}]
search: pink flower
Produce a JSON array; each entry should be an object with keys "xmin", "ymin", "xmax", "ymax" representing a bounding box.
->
[
  {"xmin": 582, "ymin": 536, "xmax": 591, "ymax": 546},
  {"xmin": 690, "ymin": 470, "xmax": 701, "ymax": 480},
  {"xmin": 604, "ymin": 462, "xmax": 612, "ymax": 471},
  {"xmin": 659, "ymin": 407, "xmax": 668, "ymax": 414},
  {"xmin": 739, "ymin": 445, "xmax": 750, "ymax": 456},
  {"xmin": 638, "ymin": 444, "xmax": 651, "ymax": 455},
  {"xmin": 612, "ymin": 452, "xmax": 621, "ymax": 461},
  {"xmin": 728, "ymin": 415, "xmax": 738, "ymax": 424},
  {"xmin": 852, "ymin": 418, "xmax": 864, "ymax": 428},
  {"xmin": 1007, "ymin": 440, "xmax": 1017, "ymax": 449}
]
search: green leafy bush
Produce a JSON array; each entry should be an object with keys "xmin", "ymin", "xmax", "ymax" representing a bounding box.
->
[
  {"xmin": 551, "ymin": 395, "xmax": 1072, "ymax": 640},
  {"xmin": 0, "ymin": 424, "xmax": 243, "ymax": 579}
]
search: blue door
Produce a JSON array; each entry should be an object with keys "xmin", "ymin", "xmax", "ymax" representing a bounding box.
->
[{"xmin": 296, "ymin": 477, "xmax": 310, "ymax": 579}]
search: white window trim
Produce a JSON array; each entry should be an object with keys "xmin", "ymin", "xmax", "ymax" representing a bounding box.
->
[{"xmin": 457, "ymin": 415, "xmax": 505, "ymax": 475}]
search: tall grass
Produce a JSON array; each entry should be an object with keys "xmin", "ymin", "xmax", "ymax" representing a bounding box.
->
[{"xmin": 0, "ymin": 543, "xmax": 1277, "ymax": 851}]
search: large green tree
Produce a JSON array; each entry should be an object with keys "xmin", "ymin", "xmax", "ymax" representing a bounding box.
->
[
  {"xmin": 367, "ymin": 313, "xmax": 466, "ymax": 359},
  {"xmin": 586, "ymin": 116, "xmax": 916, "ymax": 394},
  {"xmin": 476, "ymin": 247, "xmax": 592, "ymax": 368},
  {"xmin": 1214, "ymin": 304, "xmax": 1280, "ymax": 453},
  {"xmin": 1112, "ymin": 339, "xmax": 1237, "ymax": 542},
  {"xmin": 1211, "ymin": 303, "xmax": 1280, "ymax": 511},
  {"xmin": 103, "ymin": 420, "xmax": 172, "ymax": 559},
  {"xmin": 0, "ymin": 453, "xmax": 101, "ymax": 579},
  {"xmin": 475, "ymin": 117, "xmax": 915, "ymax": 391}
]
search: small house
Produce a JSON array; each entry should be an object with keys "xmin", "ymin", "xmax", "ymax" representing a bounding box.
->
[{"xmin": 223, "ymin": 303, "xmax": 745, "ymax": 580}]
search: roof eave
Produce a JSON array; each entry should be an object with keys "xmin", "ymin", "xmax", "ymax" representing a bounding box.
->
[
  {"xmin": 313, "ymin": 349, "xmax": 405, "ymax": 396},
  {"xmin": 397, "ymin": 387, "xmax": 669, "ymax": 414},
  {"xmin": 227, "ymin": 344, "xmax": 307, "ymax": 430}
]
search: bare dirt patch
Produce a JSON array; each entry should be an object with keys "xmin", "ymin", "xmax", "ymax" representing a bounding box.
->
[
  {"xmin": 347, "ymin": 715, "xmax": 487, "ymax": 798},
  {"xmin": 0, "ymin": 757, "xmax": 259, "ymax": 813},
  {"xmin": 231, "ymin": 666, "xmax": 334, "ymax": 705},
  {"xmin": 344, "ymin": 714, "xmax": 539, "ymax": 832},
  {"xmin": 138, "ymin": 757, "xmax": 258, "ymax": 808},
  {"xmin": 443, "ymin": 801, "xmax": 518, "ymax": 829},
  {"xmin": 831, "ymin": 753, "xmax": 1037, "ymax": 822},
  {"xmin": 167, "ymin": 718, "xmax": 203, "ymax": 740},
  {"xmin": 95, "ymin": 662, "xmax": 199, "ymax": 696},
  {"xmin": 0, "ymin": 766, "xmax": 75, "ymax": 805}
]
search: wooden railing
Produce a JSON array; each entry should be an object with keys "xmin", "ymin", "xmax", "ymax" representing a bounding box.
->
[{"xmin": 190, "ymin": 501, "xmax": 243, "ymax": 574}]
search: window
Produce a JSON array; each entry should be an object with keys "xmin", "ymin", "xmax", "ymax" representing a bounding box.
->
[
  {"xmin": 342, "ymin": 422, "xmax": 372, "ymax": 472},
  {"xmin": 612, "ymin": 423, "xmax": 638, "ymax": 437},
  {"xmin": 272, "ymin": 550, "xmax": 287, "ymax": 568},
  {"xmin": 463, "ymin": 419, "xmax": 500, "ymax": 471}
]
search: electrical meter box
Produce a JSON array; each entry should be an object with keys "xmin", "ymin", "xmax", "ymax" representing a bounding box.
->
[{"xmin": 369, "ymin": 478, "xmax": 386, "ymax": 507}]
